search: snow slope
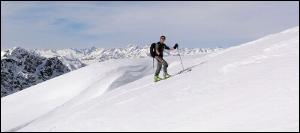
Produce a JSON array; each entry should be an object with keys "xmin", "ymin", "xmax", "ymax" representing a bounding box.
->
[{"xmin": 1, "ymin": 27, "xmax": 299, "ymax": 132}]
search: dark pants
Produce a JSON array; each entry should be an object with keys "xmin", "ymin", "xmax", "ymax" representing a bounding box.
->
[{"xmin": 155, "ymin": 56, "xmax": 168, "ymax": 76}]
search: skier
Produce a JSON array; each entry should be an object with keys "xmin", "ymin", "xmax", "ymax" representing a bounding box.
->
[{"xmin": 150, "ymin": 35, "xmax": 178, "ymax": 82}]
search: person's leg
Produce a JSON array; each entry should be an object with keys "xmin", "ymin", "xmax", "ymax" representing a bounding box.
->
[
  {"xmin": 155, "ymin": 57, "xmax": 163, "ymax": 76},
  {"xmin": 162, "ymin": 58, "xmax": 168, "ymax": 75},
  {"xmin": 160, "ymin": 58, "xmax": 170, "ymax": 78},
  {"xmin": 156, "ymin": 57, "xmax": 170, "ymax": 78}
]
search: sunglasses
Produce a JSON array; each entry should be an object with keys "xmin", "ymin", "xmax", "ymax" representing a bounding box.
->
[{"xmin": 160, "ymin": 37, "xmax": 166, "ymax": 40}]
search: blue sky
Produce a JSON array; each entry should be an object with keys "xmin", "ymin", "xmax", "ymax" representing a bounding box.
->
[{"xmin": 1, "ymin": 1, "xmax": 299, "ymax": 49}]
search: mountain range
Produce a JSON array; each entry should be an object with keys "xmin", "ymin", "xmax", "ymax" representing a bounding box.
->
[{"xmin": 1, "ymin": 45, "xmax": 221, "ymax": 97}]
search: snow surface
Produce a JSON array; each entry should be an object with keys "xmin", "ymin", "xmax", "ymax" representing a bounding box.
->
[{"xmin": 1, "ymin": 27, "xmax": 299, "ymax": 132}]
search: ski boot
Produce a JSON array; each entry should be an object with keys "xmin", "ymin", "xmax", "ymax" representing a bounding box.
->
[
  {"xmin": 154, "ymin": 75, "xmax": 162, "ymax": 82},
  {"xmin": 163, "ymin": 73, "xmax": 171, "ymax": 79}
]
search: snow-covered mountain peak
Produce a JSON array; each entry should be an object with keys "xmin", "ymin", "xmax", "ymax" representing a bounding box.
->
[
  {"xmin": 1, "ymin": 47, "xmax": 71, "ymax": 97},
  {"xmin": 1, "ymin": 47, "xmax": 41, "ymax": 61},
  {"xmin": 126, "ymin": 44, "xmax": 139, "ymax": 48},
  {"xmin": 3, "ymin": 46, "xmax": 29, "ymax": 57}
]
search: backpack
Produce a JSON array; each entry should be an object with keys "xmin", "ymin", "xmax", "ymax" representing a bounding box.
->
[{"xmin": 149, "ymin": 43, "xmax": 156, "ymax": 58}]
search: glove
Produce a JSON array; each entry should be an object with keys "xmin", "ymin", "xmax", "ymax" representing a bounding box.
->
[{"xmin": 173, "ymin": 43, "xmax": 178, "ymax": 49}]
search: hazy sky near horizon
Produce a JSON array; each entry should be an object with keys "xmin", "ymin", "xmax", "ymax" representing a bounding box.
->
[{"xmin": 1, "ymin": 1, "xmax": 299, "ymax": 49}]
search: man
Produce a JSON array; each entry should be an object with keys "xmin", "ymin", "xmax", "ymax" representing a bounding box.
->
[{"xmin": 152, "ymin": 35, "xmax": 178, "ymax": 82}]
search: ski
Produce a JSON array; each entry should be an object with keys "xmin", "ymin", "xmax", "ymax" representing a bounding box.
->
[
  {"xmin": 174, "ymin": 68, "xmax": 192, "ymax": 75},
  {"xmin": 154, "ymin": 68, "xmax": 192, "ymax": 82}
]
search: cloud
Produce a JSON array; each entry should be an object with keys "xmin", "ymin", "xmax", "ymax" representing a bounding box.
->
[{"xmin": 1, "ymin": 1, "xmax": 299, "ymax": 49}]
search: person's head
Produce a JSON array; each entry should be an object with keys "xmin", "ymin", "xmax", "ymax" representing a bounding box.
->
[{"xmin": 160, "ymin": 35, "xmax": 166, "ymax": 43}]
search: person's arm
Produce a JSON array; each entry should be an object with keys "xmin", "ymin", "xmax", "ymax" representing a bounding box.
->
[
  {"xmin": 165, "ymin": 43, "xmax": 178, "ymax": 50},
  {"xmin": 164, "ymin": 45, "xmax": 174, "ymax": 50}
]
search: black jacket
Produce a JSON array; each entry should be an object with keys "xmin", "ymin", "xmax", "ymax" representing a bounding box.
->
[{"xmin": 155, "ymin": 42, "xmax": 170, "ymax": 58}]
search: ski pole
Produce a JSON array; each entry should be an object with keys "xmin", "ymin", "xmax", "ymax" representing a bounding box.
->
[
  {"xmin": 153, "ymin": 57, "xmax": 154, "ymax": 70},
  {"xmin": 177, "ymin": 48, "xmax": 184, "ymax": 71}
]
